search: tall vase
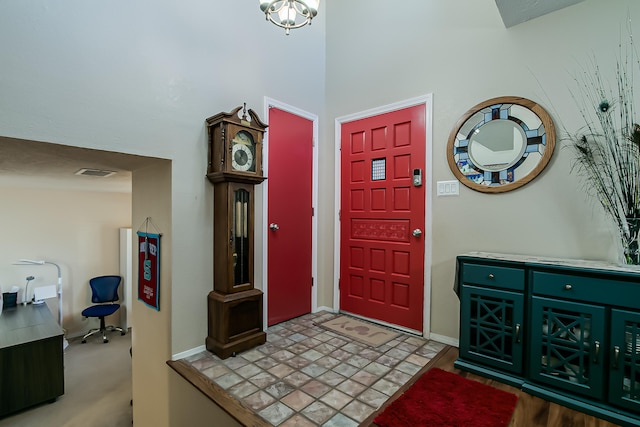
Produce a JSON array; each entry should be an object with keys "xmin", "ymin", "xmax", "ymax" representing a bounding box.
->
[{"xmin": 622, "ymin": 217, "xmax": 640, "ymax": 266}]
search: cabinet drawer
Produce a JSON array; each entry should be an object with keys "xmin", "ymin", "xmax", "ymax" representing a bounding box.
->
[
  {"xmin": 461, "ymin": 263, "xmax": 524, "ymax": 291},
  {"xmin": 531, "ymin": 270, "xmax": 640, "ymax": 308}
]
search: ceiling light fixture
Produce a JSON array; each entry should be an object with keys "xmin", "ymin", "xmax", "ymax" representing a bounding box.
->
[{"xmin": 259, "ymin": 0, "xmax": 319, "ymax": 35}]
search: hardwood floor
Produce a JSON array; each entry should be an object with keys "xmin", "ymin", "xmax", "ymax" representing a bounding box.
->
[{"xmin": 364, "ymin": 346, "xmax": 622, "ymax": 427}]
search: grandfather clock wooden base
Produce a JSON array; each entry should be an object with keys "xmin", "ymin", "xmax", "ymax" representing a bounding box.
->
[{"xmin": 206, "ymin": 288, "xmax": 266, "ymax": 359}]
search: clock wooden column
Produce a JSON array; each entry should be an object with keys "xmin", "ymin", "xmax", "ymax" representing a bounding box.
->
[{"xmin": 205, "ymin": 105, "xmax": 267, "ymax": 359}]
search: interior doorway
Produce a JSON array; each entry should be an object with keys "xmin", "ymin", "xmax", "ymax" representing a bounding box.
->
[
  {"xmin": 0, "ymin": 135, "xmax": 171, "ymax": 425},
  {"xmin": 262, "ymin": 98, "xmax": 318, "ymax": 326}
]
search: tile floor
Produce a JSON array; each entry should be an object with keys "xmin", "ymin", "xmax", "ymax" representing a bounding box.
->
[{"xmin": 181, "ymin": 311, "xmax": 446, "ymax": 426}]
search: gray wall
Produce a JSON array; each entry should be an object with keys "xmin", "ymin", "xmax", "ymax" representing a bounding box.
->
[{"xmin": 324, "ymin": 0, "xmax": 637, "ymax": 339}]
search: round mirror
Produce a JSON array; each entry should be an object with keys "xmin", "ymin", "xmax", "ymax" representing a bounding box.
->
[{"xmin": 447, "ymin": 96, "xmax": 556, "ymax": 193}]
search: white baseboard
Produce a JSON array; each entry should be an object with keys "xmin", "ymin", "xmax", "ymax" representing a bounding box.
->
[
  {"xmin": 315, "ymin": 306, "xmax": 336, "ymax": 314},
  {"xmin": 171, "ymin": 345, "xmax": 206, "ymax": 361},
  {"xmin": 428, "ymin": 333, "xmax": 458, "ymax": 347}
]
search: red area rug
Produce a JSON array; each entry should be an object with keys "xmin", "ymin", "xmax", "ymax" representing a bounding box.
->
[{"xmin": 374, "ymin": 368, "xmax": 518, "ymax": 427}]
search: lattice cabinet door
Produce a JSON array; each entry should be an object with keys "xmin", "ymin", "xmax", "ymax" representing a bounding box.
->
[
  {"xmin": 460, "ymin": 285, "xmax": 524, "ymax": 374},
  {"xmin": 609, "ymin": 309, "xmax": 640, "ymax": 412},
  {"xmin": 529, "ymin": 296, "xmax": 606, "ymax": 400}
]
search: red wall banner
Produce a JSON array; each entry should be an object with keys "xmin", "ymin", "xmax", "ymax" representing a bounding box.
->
[{"xmin": 137, "ymin": 232, "xmax": 161, "ymax": 310}]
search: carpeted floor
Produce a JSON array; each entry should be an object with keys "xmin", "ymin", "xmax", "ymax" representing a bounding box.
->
[{"xmin": 0, "ymin": 330, "xmax": 132, "ymax": 427}]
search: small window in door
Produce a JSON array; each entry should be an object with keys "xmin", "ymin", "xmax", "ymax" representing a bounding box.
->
[{"xmin": 372, "ymin": 158, "xmax": 386, "ymax": 181}]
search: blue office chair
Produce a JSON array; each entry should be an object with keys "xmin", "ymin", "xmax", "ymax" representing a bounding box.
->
[{"xmin": 81, "ymin": 275, "xmax": 126, "ymax": 343}]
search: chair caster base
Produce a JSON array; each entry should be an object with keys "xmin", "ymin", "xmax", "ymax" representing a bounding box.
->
[{"xmin": 82, "ymin": 324, "xmax": 124, "ymax": 343}]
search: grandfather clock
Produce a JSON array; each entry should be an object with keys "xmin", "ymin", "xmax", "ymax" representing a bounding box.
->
[{"xmin": 205, "ymin": 104, "xmax": 267, "ymax": 359}]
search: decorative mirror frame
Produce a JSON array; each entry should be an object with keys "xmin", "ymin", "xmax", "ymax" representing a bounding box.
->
[{"xmin": 447, "ymin": 96, "xmax": 556, "ymax": 193}]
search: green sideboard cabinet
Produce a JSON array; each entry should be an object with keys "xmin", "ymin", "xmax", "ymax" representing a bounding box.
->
[
  {"xmin": 457, "ymin": 260, "xmax": 525, "ymax": 384},
  {"xmin": 455, "ymin": 253, "xmax": 640, "ymax": 427},
  {"xmin": 610, "ymin": 309, "xmax": 640, "ymax": 414}
]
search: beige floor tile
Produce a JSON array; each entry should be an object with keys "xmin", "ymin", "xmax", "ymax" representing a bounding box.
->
[
  {"xmin": 178, "ymin": 311, "xmax": 444, "ymax": 426},
  {"xmin": 281, "ymin": 390, "xmax": 315, "ymax": 411}
]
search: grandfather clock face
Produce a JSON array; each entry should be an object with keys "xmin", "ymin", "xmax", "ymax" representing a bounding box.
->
[
  {"xmin": 205, "ymin": 105, "xmax": 266, "ymax": 182},
  {"xmin": 232, "ymin": 187, "xmax": 250, "ymax": 286},
  {"xmin": 231, "ymin": 130, "xmax": 257, "ymax": 173}
]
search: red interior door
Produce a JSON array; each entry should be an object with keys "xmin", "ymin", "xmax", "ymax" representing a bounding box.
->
[
  {"xmin": 340, "ymin": 104, "xmax": 426, "ymax": 331},
  {"xmin": 267, "ymin": 107, "xmax": 313, "ymax": 326}
]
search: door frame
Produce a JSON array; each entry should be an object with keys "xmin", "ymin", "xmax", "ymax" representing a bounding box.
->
[
  {"xmin": 261, "ymin": 97, "xmax": 319, "ymax": 328},
  {"xmin": 334, "ymin": 94, "xmax": 433, "ymax": 338}
]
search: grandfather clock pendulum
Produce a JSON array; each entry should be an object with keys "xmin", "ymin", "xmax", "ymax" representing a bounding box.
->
[{"xmin": 205, "ymin": 104, "xmax": 267, "ymax": 359}]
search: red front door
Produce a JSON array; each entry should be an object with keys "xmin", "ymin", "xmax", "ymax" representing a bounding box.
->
[
  {"xmin": 267, "ymin": 107, "xmax": 314, "ymax": 326},
  {"xmin": 340, "ymin": 104, "xmax": 426, "ymax": 331}
]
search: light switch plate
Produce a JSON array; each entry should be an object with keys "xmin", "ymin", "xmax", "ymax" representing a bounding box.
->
[{"xmin": 437, "ymin": 180, "xmax": 459, "ymax": 196}]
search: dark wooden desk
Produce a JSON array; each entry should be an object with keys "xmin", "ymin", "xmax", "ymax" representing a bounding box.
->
[{"xmin": 0, "ymin": 303, "xmax": 64, "ymax": 417}]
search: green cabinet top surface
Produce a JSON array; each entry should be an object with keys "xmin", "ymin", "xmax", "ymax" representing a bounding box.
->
[{"xmin": 459, "ymin": 252, "xmax": 640, "ymax": 278}]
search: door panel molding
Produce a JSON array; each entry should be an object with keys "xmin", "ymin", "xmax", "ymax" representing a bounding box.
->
[
  {"xmin": 334, "ymin": 94, "xmax": 433, "ymax": 337},
  {"xmin": 262, "ymin": 97, "xmax": 319, "ymax": 328}
]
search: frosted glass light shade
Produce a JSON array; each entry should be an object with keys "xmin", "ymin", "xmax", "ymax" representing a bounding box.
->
[{"xmin": 259, "ymin": 0, "xmax": 320, "ymax": 34}]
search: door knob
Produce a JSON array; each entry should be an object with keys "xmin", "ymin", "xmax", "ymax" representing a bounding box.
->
[
  {"xmin": 269, "ymin": 223, "xmax": 279, "ymax": 231},
  {"xmin": 412, "ymin": 229, "xmax": 422, "ymax": 237}
]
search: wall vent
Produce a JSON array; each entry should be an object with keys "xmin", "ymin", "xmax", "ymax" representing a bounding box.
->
[{"xmin": 75, "ymin": 168, "xmax": 117, "ymax": 178}]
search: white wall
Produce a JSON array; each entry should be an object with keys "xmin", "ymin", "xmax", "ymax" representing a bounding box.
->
[
  {"xmin": 325, "ymin": 0, "xmax": 639, "ymax": 340},
  {"xmin": 0, "ymin": 2, "xmax": 325, "ymax": 425},
  {"xmin": 0, "ymin": 0, "xmax": 326, "ymax": 355},
  {"xmin": 0, "ymin": 185, "xmax": 131, "ymax": 336}
]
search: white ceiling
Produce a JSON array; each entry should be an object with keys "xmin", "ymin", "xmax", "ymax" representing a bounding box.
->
[
  {"xmin": 495, "ymin": 0, "xmax": 585, "ymax": 28},
  {"xmin": 0, "ymin": 1, "xmax": 585, "ymax": 192}
]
